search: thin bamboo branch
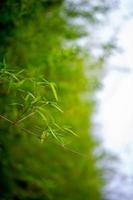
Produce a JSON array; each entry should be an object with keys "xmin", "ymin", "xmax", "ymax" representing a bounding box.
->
[
  {"xmin": 15, "ymin": 112, "xmax": 35, "ymax": 124},
  {"xmin": 0, "ymin": 114, "xmax": 14, "ymax": 124}
]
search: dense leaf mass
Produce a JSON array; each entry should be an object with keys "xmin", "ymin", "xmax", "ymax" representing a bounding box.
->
[{"xmin": 0, "ymin": 0, "xmax": 112, "ymax": 199}]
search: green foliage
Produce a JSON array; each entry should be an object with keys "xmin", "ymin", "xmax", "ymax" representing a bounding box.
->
[
  {"xmin": 0, "ymin": 0, "xmax": 112, "ymax": 199},
  {"xmin": 0, "ymin": 62, "xmax": 76, "ymax": 145}
]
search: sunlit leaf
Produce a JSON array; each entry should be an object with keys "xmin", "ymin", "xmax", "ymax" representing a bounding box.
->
[
  {"xmin": 50, "ymin": 82, "xmax": 58, "ymax": 101},
  {"xmin": 50, "ymin": 102, "xmax": 63, "ymax": 113},
  {"xmin": 37, "ymin": 110, "xmax": 47, "ymax": 122},
  {"xmin": 63, "ymin": 127, "xmax": 78, "ymax": 137},
  {"xmin": 5, "ymin": 71, "xmax": 19, "ymax": 81},
  {"xmin": 48, "ymin": 126, "xmax": 59, "ymax": 141}
]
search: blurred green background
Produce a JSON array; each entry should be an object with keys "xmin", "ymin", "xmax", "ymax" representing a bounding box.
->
[{"xmin": 0, "ymin": 1, "xmax": 113, "ymax": 199}]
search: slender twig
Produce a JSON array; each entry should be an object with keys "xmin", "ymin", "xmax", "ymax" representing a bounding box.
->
[
  {"xmin": 0, "ymin": 114, "xmax": 14, "ymax": 124},
  {"xmin": 0, "ymin": 115, "xmax": 84, "ymax": 158},
  {"xmin": 48, "ymin": 140, "xmax": 88, "ymax": 159},
  {"xmin": 21, "ymin": 127, "xmax": 38, "ymax": 137},
  {"xmin": 0, "ymin": 114, "xmax": 38, "ymax": 137},
  {"xmin": 15, "ymin": 112, "xmax": 35, "ymax": 124}
]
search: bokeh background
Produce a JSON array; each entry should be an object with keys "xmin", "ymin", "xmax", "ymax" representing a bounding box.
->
[{"xmin": 0, "ymin": 0, "xmax": 133, "ymax": 200}]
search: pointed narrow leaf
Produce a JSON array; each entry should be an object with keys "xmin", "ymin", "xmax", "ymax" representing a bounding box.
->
[
  {"xmin": 64, "ymin": 127, "xmax": 78, "ymax": 137},
  {"xmin": 50, "ymin": 82, "xmax": 58, "ymax": 101},
  {"xmin": 16, "ymin": 69, "xmax": 25, "ymax": 75},
  {"xmin": 53, "ymin": 122, "xmax": 64, "ymax": 131},
  {"xmin": 51, "ymin": 103, "xmax": 63, "ymax": 113},
  {"xmin": 28, "ymin": 92, "xmax": 35, "ymax": 99},
  {"xmin": 37, "ymin": 110, "xmax": 47, "ymax": 122},
  {"xmin": 5, "ymin": 71, "xmax": 19, "ymax": 81},
  {"xmin": 17, "ymin": 112, "xmax": 35, "ymax": 124},
  {"xmin": 48, "ymin": 126, "xmax": 59, "ymax": 141}
]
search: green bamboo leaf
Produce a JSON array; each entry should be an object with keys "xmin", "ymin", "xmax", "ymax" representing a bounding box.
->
[
  {"xmin": 50, "ymin": 102, "xmax": 63, "ymax": 113},
  {"xmin": 5, "ymin": 71, "xmax": 19, "ymax": 81},
  {"xmin": 9, "ymin": 103, "xmax": 24, "ymax": 107},
  {"xmin": 63, "ymin": 127, "xmax": 78, "ymax": 137},
  {"xmin": 53, "ymin": 122, "xmax": 64, "ymax": 131},
  {"xmin": 31, "ymin": 96, "xmax": 41, "ymax": 105},
  {"xmin": 25, "ymin": 92, "xmax": 35, "ymax": 102},
  {"xmin": 42, "ymin": 78, "xmax": 49, "ymax": 85},
  {"xmin": 48, "ymin": 126, "xmax": 59, "ymax": 141},
  {"xmin": 37, "ymin": 110, "xmax": 47, "ymax": 122},
  {"xmin": 38, "ymin": 107, "xmax": 46, "ymax": 113},
  {"xmin": 17, "ymin": 79, "xmax": 25, "ymax": 87},
  {"xmin": 16, "ymin": 69, "xmax": 25, "ymax": 75},
  {"xmin": 17, "ymin": 112, "xmax": 35, "ymax": 124},
  {"xmin": 28, "ymin": 92, "xmax": 35, "ymax": 99},
  {"xmin": 25, "ymin": 94, "xmax": 30, "ymax": 101},
  {"xmin": 50, "ymin": 82, "xmax": 58, "ymax": 101}
]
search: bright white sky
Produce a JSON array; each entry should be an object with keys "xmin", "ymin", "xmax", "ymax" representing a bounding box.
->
[
  {"xmin": 100, "ymin": 20, "xmax": 133, "ymax": 151},
  {"xmin": 95, "ymin": 0, "xmax": 133, "ymax": 176}
]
